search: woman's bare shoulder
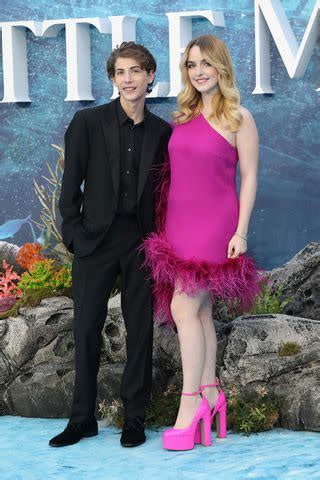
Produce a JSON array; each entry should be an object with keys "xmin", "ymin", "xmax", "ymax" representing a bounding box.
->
[
  {"xmin": 237, "ymin": 105, "xmax": 257, "ymax": 132},
  {"xmin": 238, "ymin": 105, "xmax": 254, "ymax": 120}
]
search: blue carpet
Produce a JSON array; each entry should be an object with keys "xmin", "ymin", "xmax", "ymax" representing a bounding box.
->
[{"xmin": 0, "ymin": 417, "xmax": 319, "ymax": 479}]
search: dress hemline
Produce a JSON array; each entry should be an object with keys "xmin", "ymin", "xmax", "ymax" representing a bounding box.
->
[{"xmin": 140, "ymin": 232, "xmax": 263, "ymax": 327}]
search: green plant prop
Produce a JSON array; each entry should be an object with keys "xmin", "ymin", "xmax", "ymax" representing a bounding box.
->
[
  {"xmin": 216, "ymin": 277, "xmax": 291, "ymax": 321},
  {"xmin": 248, "ymin": 281, "xmax": 290, "ymax": 315},
  {"xmin": 0, "ymin": 258, "xmax": 73, "ymax": 319},
  {"xmin": 19, "ymin": 259, "xmax": 56, "ymax": 293},
  {"xmin": 278, "ymin": 341, "xmax": 301, "ymax": 357},
  {"xmin": 98, "ymin": 399, "xmax": 123, "ymax": 428},
  {"xmin": 227, "ymin": 385, "xmax": 279, "ymax": 435},
  {"xmin": 99, "ymin": 383, "xmax": 279, "ymax": 435},
  {"xmin": 32, "ymin": 144, "xmax": 65, "ymax": 250},
  {"xmin": 144, "ymin": 388, "xmax": 181, "ymax": 428},
  {"xmin": 99, "ymin": 386, "xmax": 181, "ymax": 429},
  {"xmin": 17, "ymin": 259, "xmax": 72, "ymax": 300},
  {"xmin": 52, "ymin": 264, "xmax": 72, "ymax": 290}
]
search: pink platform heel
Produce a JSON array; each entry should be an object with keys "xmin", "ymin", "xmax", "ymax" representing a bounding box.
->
[
  {"xmin": 162, "ymin": 389, "xmax": 212, "ymax": 450},
  {"xmin": 194, "ymin": 379, "xmax": 227, "ymax": 444}
]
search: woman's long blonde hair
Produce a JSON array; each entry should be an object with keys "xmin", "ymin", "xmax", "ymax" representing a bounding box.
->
[{"xmin": 173, "ymin": 35, "xmax": 242, "ymax": 131}]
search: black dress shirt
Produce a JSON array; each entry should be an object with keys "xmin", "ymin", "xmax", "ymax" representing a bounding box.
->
[{"xmin": 117, "ymin": 98, "xmax": 146, "ymax": 215}]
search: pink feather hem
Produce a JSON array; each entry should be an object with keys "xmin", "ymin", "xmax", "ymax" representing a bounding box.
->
[{"xmin": 140, "ymin": 232, "xmax": 263, "ymax": 327}]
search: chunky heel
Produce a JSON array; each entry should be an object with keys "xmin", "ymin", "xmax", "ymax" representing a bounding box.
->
[
  {"xmin": 194, "ymin": 379, "xmax": 228, "ymax": 444},
  {"xmin": 194, "ymin": 423, "xmax": 201, "ymax": 444},
  {"xmin": 216, "ymin": 402, "xmax": 227, "ymax": 438},
  {"xmin": 200, "ymin": 411, "xmax": 212, "ymax": 446}
]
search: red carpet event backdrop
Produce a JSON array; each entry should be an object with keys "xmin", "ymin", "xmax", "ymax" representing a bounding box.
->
[{"xmin": 0, "ymin": 0, "xmax": 319, "ymax": 269}]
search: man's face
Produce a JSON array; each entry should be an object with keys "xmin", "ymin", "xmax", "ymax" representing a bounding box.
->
[{"xmin": 112, "ymin": 57, "xmax": 154, "ymax": 102}]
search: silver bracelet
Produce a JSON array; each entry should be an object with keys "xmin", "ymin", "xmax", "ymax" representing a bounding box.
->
[{"xmin": 235, "ymin": 232, "xmax": 247, "ymax": 241}]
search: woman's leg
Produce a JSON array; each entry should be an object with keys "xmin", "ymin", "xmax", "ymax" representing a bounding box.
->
[
  {"xmin": 198, "ymin": 294, "xmax": 219, "ymax": 409},
  {"xmin": 170, "ymin": 286, "xmax": 207, "ymax": 429}
]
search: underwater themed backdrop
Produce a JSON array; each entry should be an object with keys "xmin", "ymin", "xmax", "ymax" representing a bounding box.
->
[{"xmin": 0, "ymin": 0, "xmax": 319, "ymax": 269}]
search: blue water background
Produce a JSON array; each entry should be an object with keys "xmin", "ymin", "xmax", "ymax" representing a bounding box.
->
[{"xmin": 0, "ymin": 0, "xmax": 319, "ymax": 268}]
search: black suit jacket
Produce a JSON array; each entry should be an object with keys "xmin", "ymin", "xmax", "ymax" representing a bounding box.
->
[{"xmin": 58, "ymin": 98, "xmax": 172, "ymax": 257}]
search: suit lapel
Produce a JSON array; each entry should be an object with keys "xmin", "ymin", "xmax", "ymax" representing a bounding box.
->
[
  {"xmin": 100, "ymin": 100, "xmax": 120, "ymax": 201},
  {"xmin": 137, "ymin": 112, "xmax": 158, "ymax": 203}
]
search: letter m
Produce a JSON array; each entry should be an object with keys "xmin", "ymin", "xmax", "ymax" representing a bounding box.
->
[{"xmin": 253, "ymin": 0, "xmax": 319, "ymax": 93}]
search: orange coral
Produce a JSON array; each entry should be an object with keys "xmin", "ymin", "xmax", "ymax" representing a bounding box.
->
[{"xmin": 15, "ymin": 242, "xmax": 45, "ymax": 270}]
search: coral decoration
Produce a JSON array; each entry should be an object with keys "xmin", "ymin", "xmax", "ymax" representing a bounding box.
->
[
  {"xmin": 17, "ymin": 258, "xmax": 72, "ymax": 296},
  {"xmin": 33, "ymin": 145, "xmax": 65, "ymax": 247},
  {"xmin": 0, "ymin": 259, "xmax": 22, "ymax": 299},
  {"xmin": 18, "ymin": 259, "xmax": 55, "ymax": 292},
  {"xmin": 52, "ymin": 265, "xmax": 72, "ymax": 289},
  {"xmin": 15, "ymin": 242, "xmax": 45, "ymax": 270}
]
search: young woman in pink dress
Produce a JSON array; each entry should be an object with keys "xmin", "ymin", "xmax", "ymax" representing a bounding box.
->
[{"xmin": 143, "ymin": 34, "xmax": 261, "ymax": 450}]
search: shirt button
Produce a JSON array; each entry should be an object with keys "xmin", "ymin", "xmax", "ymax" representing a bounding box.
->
[
  {"xmin": 124, "ymin": 193, "xmax": 128, "ymax": 197},
  {"xmin": 128, "ymin": 148, "xmax": 132, "ymax": 152},
  {"xmin": 126, "ymin": 170, "xmax": 130, "ymax": 174}
]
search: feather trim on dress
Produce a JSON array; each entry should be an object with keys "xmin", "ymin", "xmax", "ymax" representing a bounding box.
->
[{"xmin": 140, "ymin": 155, "xmax": 263, "ymax": 327}]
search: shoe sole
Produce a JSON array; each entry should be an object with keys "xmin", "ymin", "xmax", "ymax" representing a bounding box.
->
[
  {"xmin": 49, "ymin": 430, "xmax": 98, "ymax": 447},
  {"xmin": 120, "ymin": 439, "xmax": 146, "ymax": 448}
]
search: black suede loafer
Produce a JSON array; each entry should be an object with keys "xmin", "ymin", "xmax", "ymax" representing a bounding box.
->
[
  {"xmin": 49, "ymin": 419, "xmax": 98, "ymax": 447},
  {"xmin": 120, "ymin": 416, "xmax": 146, "ymax": 447}
]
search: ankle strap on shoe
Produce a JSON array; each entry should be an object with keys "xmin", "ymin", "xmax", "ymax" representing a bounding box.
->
[
  {"xmin": 200, "ymin": 379, "xmax": 221, "ymax": 392},
  {"xmin": 181, "ymin": 389, "xmax": 201, "ymax": 396}
]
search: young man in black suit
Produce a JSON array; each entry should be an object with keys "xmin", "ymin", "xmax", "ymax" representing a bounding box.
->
[{"xmin": 49, "ymin": 42, "xmax": 171, "ymax": 448}]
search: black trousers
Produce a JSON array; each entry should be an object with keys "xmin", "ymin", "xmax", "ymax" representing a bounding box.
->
[{"xmin": 69, "ymin": 213, "xmax": 153, "ymax": 423}]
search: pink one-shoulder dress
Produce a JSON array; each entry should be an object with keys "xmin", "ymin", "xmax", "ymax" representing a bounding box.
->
[{"xmin": 142, "ymin": 113, "xmax": 261, "ymax": 326}]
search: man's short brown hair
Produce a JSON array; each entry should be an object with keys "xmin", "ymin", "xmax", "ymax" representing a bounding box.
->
[{"xmin": 107, "ymin": 42, "xmax": 157, "ymax": 93}]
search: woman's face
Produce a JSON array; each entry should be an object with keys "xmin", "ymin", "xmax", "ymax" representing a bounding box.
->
[{"xmin": 187, "ymin": 45, "xmax": 219, "ymax": 95}]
